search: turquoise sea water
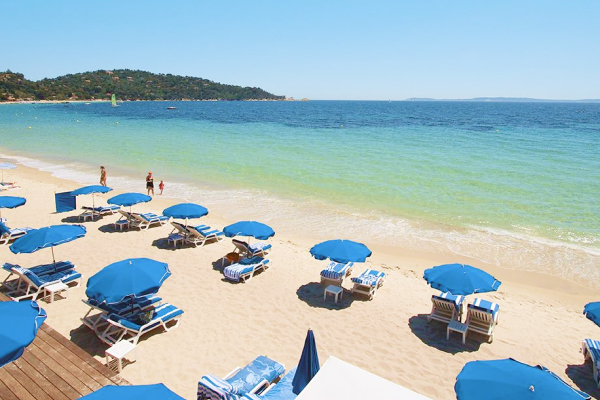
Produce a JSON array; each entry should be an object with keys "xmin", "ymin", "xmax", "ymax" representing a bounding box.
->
[{"xmin": 1, "ymin": 101, "xmax": 599, "ymax": 284}]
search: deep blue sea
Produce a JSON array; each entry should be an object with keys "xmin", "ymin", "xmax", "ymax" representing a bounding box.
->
[{"xmin": 1, "ymin": 101, "xmax": 599, "ymax": 284}]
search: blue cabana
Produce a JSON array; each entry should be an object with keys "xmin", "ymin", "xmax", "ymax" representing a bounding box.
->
[
  {"xmin": 223, "ymin": 221, "xmax": 275, "ymax": 240},
  {"xmin": 292, "ymin": 329, "xmax": 320, "ymax": 395},
  {"xmin": 310, "ymin": 239, "xmax": 372, "ymax": 264},
  {"xmin": 79, "ymin": 384, "xmax": 184, "ymax": 399},
  {"xmin": 86, "ymin": 258, "xmax": 171, "ymax": 305},
  {"xmin": 0, "ymin": 196, "xmax": 26, "ymax": 218},
  {"xmin": 423, "ymin": 263, "xmax": 501, "ymax": 296},
  {"xmin": 108, "ymin": 193, "xmax": 152, "ymax": 208},
  {"xmin": 10, "ymin": 224, "xmax": 86, "ymax": 263},
  {"xmin": 455, "ymin": 358, "xmax": 589, "ymax": 399},
  {"xmin": 163, "ymin": 203, "xmax": 208, "ymax": 220},
  {"xmin": 0, "ymin": 301, "xmax": 47, "ymax": 368}
]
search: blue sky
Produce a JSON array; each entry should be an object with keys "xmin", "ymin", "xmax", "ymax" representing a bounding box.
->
[{"xmin": 2, "ymin": 1, "xmax": 598, "ymax": 100}]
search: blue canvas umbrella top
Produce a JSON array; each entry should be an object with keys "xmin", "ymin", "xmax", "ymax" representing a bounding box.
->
[
  {"xmin": 584, "ymin": 302, "xmax": 600, "ymax": 328},
  {"xmin": 10, "ymin": 224, "xmax": 86, "ymax": 254},
  {"xmin": 292, "ymin": 329, "xmax": 320, "ymax": 395},
  {"xmin": 71, "ymin": 185, "xmax": 113, "ymax": 196},
  {"xmin": 455, "ymin": 358, "xmax": 590, "ymax": 400},
  {"xmin": 163, "ymin": 203, "xmax": 208, "ymax": 219},
  {"xmin": 78, "ymin": 384, "xmax": 185, "ymax": 400},
  {"xmin": 108, "ymin": 192, "xmax": 152, "ymax": 207},
  {"xmin": 0, "ymin": 196, "xmax": 26, "ymax": 209},
  {"xmin": 223, "ymin": 221, "xmax": 275, "ymax": 240},
  {"xmin": 0, "ymin": 301, "xmax": 47, "ymax": 368},
  {"xmin": 423, "ymin": 263, "xmax": 501, "ymax": 296},
  {"xmin": 310, "ymin": 239, "xmax": 372, "ymax": 264},
  {"xmin": 86, "ymin": 258, "xmax": 171, "ymax": 305}
]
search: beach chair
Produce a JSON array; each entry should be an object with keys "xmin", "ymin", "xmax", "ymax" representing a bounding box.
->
[
  {"xmin": 240, "ymin": 367, "xmax": 298, "ymax": 400},
  {"xmin": 0, "ymin": 221, "xmax": 34, "ymax": 245},
  {"xmin": 465, "ymin": 298, "xmax": 500, "ymax": 343},
  {"xmin": 428, "ymin": 292, "xmax": 465, "ymax": 324},
  {"xmin": 197, "ymin": 355, "xmax": 285, "ymax": 400},
  {"xmin": 232, "ymin": 238, "xmax": 272, "ymax": 258},
  {"xmin": 3, "ymin": 265, "xmax": 82, "ymax": 302},
  {"xmin": 131, "ymin": 212, "xmax": 170, "ymax": 230},
  {"xmin": 185, "ymin": 224, "xmax": 225, "ymax": 247},
  {"xmin": 97, "ymin": 303, "xmax": 184, "ymax": 345},
  {"xmin": 115, "ymin": 210, "xmax": 137, "ymax": 230},
  {"xmin": 582, "ymin": 339, "xmax": 600, "ymax": 388},
  {"xmin": 320, "ymin": 261, "xmax": 354, "ymax": 286},
  {"xmin": 2, "ymin": 261, "xmax": 75, "ymax": 288},
  {"xmin": 0, "ymin": 182, "xmax": 19, "ymax": 191},
  {"xmin": 350, "ymin": 268, "xmax": 386, "ymax": 300},
  {"xmin": 223, "ymin": 257, "xmax": 270, "ymax": 283},
  {"xmin": 81, "ymin": 294, "xmax": 163, "ymax": 332},
  {"xmin": 83, "ymin": 205, "xmax": 120, "ymax": 216}
]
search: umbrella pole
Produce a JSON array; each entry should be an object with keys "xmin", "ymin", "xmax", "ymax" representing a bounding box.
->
[{"xmin": 51, "ymin": 246, "xmax": 56, "ymax": 270}]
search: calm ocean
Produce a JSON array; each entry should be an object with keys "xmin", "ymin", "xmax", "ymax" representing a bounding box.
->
[{"xmin": 1, "ymin": 101, "xmax": 599, "ymax": 285}]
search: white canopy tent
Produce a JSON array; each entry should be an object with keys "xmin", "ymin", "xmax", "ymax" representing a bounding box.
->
[{"xmin": 296, "ymin": 356, "xmax": 434, "ymax": 400}]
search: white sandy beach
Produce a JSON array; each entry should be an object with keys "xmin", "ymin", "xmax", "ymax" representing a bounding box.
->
[{"xmin": 1, "ymin": 163, "xmax": 599, "ymax": 399}]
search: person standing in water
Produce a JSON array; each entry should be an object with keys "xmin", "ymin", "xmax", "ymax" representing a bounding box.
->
[
  {"xmin": 100, "ymin": 166, "xmax": 107, "ymax": 186},
  {"xmin": 159, "ymin": 180, "xmax": 164, "ymax": 195},
  {"xmin": 146, "ymin": 172, "xmax": 154, "ymax": 196}
]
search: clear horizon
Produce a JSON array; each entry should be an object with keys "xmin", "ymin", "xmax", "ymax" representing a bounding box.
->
[{"xmin": 2, "ymin": 1, "xmax": 598, "ymax": 100}]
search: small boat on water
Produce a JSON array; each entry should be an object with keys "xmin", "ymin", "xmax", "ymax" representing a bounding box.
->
[{"xmin": 167, "ymin": 107, "xmax": 177, "ymax": 110}]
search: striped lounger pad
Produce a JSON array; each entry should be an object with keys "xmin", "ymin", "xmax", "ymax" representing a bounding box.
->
[
  {"xmin": 248, "ymin": 242, "xmax": 272, "ymax": 252},
  {"xmin": 3, "ymin": 261, "xmax": 74, "ymax": 276},
  {"xmin": 12, "ymin": 266, "xmax": 81, "ymax": 287},
  {"xmin": 469, "ymin": 298, "xmax": 500, "ymax": 319},
  {"xmin": 434, "ymin": 292, "xmax": 465, "ymax": 312},
  {"xmin": 351, "ymin": 269, "xmax": 385, "ymax": 286},
  {"xmin": 321, "ymin": 262, "xmax": 353, "ymax": 280},
  {"xmin": 223, "ymin": 258, "xmax": 269, "ymax": 282}
]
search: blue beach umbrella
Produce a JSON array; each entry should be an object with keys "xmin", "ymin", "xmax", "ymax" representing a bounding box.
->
[
  {"xmin": 583, "ymin": 302, "xmax": 600, "ymax": 328},
  {"xmin": 223, "ymin": 221, "xmax": 275, "ymax": 240},
  {"xmin": 310, "ymin": 239, "xmax": 372, "ymax": 264},
  {"xmin": 10, "ymin": 224, "xmax": 86, "ymax": 263},
  {"xmin": 163, "ymin": 203, "xmax": 208, "ymax": 221},
  {"xmin": 455, "ymin": 358, "xmax": 590, "ymax": 400},
  {"xmin": 0, "ymin": 301, "xmax": 47, "ymax": 368},
  {"xmin": 78, "ymin": 384, "xmax": 185, "ymax": 400},
  {"xmin": 0, "ymin": 162, "xmax": 16, "ymax": 183},
  {"xmin": 423, "ymin": 263, "xmax": 501, "ymax": 296},
  {"xmin": 86, "ymin": 258, "xmax": 171, "ymax": 305},
  {"xmin": 71, "ymin": 185, "xmax": 113, "ymax": 212},
  {"xmin": 0, "ymin": 196, "xmax": 26, "ymax": 218},
  {"xmin": 108, "ymin": 192, "xmax": 152, "ymax": 209},
  {"xmin": 292, "ymin": 329, "xmax": 320, "ymax": 395}
]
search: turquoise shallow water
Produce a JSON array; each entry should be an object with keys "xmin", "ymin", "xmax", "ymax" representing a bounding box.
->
[{"xmin": 1, "ymin": 101, "xmax": 599, "ymax": 284}]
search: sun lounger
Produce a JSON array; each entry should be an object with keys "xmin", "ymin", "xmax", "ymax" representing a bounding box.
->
[
  {"xmin": 83, "ymin": 205, "xmax": 121, "ymax": 215},
  {"xmin": 0, "ymin": 182, "xmax": 20, "ymax": 191},
  {"xmin": 223, "ymin": 257, "xmax": 270, "ymax": 283},
  {"xmin": 81, "ymin": 294, "xmax": 162, "ymax": 332},
  {"xmin": 3, "ymin": 265, "xmax": 82, "ymax": 302},
  {"xmin": 232, "ymin": 238, "xmax": 272, "ymax": 258},
  {"xmin": 197, "ymin": 355, "xmax": 286, "ymax": 400},
  {"xmin": 97, "ymin": 303, "xmax": 183, "ymax": 345},
  {"xmin": 582, "ymin": 339, "xmax": 600, "ymax": 388},
  {"xmin": 241, "ymin": 367, "xmax": 298, "ymax": 400},
  {"xmin": 0, "ymin": 221, "xmax": 34, "ymax": 245},
  {"xmin": 350, "ymin": 268, "xmax": 386, "ymax": 300},
  {"xmin": 428, "ymin": 292, "xmax": 465, "ymax": 324},
  {"xmin": 2, "ymin": 261, "xmax": 75, "ymax": 289},
  {"xmin": 320, "ymin": 261, "xmax": 354, "ymax": 286},
  {"xmin": 465, "ymin": 298, "xmax": 500, "ymax": 343},
  {"xmin": 185, "ymin": 224, "xmax": 224, "ymax": 247},
  {"xmin": 131, "ymin": 212, "xmax": 170, "ymax": 230}
]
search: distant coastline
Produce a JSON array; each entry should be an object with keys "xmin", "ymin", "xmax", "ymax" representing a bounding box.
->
[{"xmin": 406, "ymin": 97, "xmax": 600, "ymax": 103}]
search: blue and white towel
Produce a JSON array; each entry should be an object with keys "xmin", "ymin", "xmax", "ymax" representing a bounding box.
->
[
  {"xmin": 249, "ymin": 241, "xmax": 272, "ymax": 252},
  {"xmin": 584, "ymin": 339, "xmax": 600, "ymax": 362},
  {"xmin": 435, "ymin": 292, "xmax": 465, "ymax": 312},
  {"xmin": 470, "ymin": 298, "xmax": 500, "ymax": 319},
  {"xmin": 351, "ymin": 269, "xmax": 385, "ymax": 287},
  {"xmin": 223, "ymin": 258, "xmax": 268, "ymax": 282},
  {"xmin": 198, "ymin": 374, "xmax": 241, "ymax": 400},
  {"xmin": 321, "ymin": 262, "xmax": 353, "ymax": 280}
]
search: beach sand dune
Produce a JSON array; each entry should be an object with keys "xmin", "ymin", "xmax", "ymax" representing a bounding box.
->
[{"xmin": 1, "ymin": 165, "xmax": 599, "ymax": 399}]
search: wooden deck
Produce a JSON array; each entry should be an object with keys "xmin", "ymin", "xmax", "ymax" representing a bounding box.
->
[{"xmin": 0, "ymin": 294, "xmax": 129, "ymax": 400}]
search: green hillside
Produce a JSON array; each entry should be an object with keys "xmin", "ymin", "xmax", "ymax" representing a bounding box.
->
[{"xmin": 0, "ymin": 69, "xmax": 285, "ymax": 101}]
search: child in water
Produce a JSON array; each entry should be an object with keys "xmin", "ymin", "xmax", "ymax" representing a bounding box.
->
[{"xmin": 159, "ymin": 180, "xmax": 164, "ymax": 195}]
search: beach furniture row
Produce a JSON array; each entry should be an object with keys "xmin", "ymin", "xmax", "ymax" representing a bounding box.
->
[{"xmin": 319, "ymin": 261, "xmax": 386, "ymax": 300}]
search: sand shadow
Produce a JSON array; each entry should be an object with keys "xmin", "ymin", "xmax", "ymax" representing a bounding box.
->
[
  {"xmin": 151, "ymin": 238, "xmax": 177, "ymax": 251},
  {"xmin": 69, "ymin": 325, "xmax": 108, "ymax": 357},
  {"xmin": 296, "ymin": 282, "xmax": 355, "ymax": 310},
  {"xmin": 98, "ymin": 224, "xmax": 130, "ymax": 233},
  {"xmin": 566, "ymin": 363, "xmax": 600, "ymax": 399},
  {"xmin": 408, "ymin": 314, "xmax": 482, "ymax": 354},
  {"xmin": 60, "ymin": 215, "xmax": 90, "ymax": 224}
]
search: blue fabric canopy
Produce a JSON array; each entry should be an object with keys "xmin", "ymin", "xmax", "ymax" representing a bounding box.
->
[
  {"xmin": 423, "ymin": 263, "xmax": 501, "ymax": 296},
  {"xmin": 223, "ymin": 221, "xmax": 275, "ymax": 240},
  {"xmin": 78, "ymin": 384, "xmax": 185, "ymax": 400},
  {"xmin": 10, "ymin": 225, "xmax": 86, "ymax": 254},
  {"xmin": 0, "ymin": 196, "xmax": 26, "ymax": 209},
  {"xmin": 86, "ymin": 258, "xmax": 171, "ymax": 305},
  {"xmin": 455, "ymin": 358, "xmax": 590, "ymax": 400},
  {"xmin": 71, "ymin": 185, "xmax": 113, "ymax": 196},
  {"xmin": 108, "ymin": 193, "xmax": 152, "ymax": 207},
  {"xmin": 163, "ymin": 203, "xmax": 208, "ymax": 219},
  {"xmin": 310, "ymin": 239, "xmax": 372, "ymax": 264},
  {"xmin": 292, "ymin": 329, "xmax": 320, "ymax": 394},
  {"xmin": 584, "ymin": 302, "xmax": 600, "ymax": 328},
  {"xmin": 0, "ymin": 301, "xmax": 47, "ymax": 368}
]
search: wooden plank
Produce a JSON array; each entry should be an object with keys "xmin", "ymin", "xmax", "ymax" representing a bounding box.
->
[
  {"xmin": 0, "ymin": 379, "xmax": 19, "ymax": 400},
  {"xmin": 2, "ymin": 363, "xmax": 53, "ymax": 400},
  {"xmin": 13, "ymin": 357, "xmax": 69, "ymax": 400},
  {"xmin": 21, "ymin": 351, "xmax": 79, "ymax": 400},
  {"xmin": 0, "ymin": 368, "xmax": 35, "ymax": 400}
]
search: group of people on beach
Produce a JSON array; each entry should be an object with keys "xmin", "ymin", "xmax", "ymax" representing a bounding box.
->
[{"xmin": 100, "ymin": 166, "xmax": 164, "ymax": 196}]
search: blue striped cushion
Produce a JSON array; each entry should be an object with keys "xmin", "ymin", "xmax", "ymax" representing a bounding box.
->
[
  {"xmin": 321, "ymin": 262, "xmax": 353, "ymax": 280},
  {"xmin": 249, "ymin": 242, "xmax": 272, "ymax": 252},
  {"xmin": 198, "ymin": 374, "xmax": 240, "ymax": 400},
  {"xmin": 351, "ymin": 269, "xmax": 385, "ymax": 286},
  {"xmin": 434, "ymin": 292, "xmax": 465, "ymax": 312},
  {"xmin": 111, "ymin": 304, "xmax": 183, "ymax": 331},
  {"xmin": 224, "ymin": 258, "xmax": 267, "ymax": 282},
  {"xmin": 470, "ymin": 298, "xmax": 500, "ymax": 319},
  {"xmin": 585, "ymin": 339, "xmax": 600, "ymax": 363}
]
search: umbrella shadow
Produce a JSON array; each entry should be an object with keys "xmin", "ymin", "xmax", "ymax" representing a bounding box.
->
[
  {"xmin": 60, "ymin": 216, "xmax": 88, "ymax": 224},
  {"xmin": 566, "ymin": 363, "xmax": 600, "ymax": 399},
  {"xmin": 98, "ymin": 224, "xmax": 131, "ymax": 233},
  {"xmin": 296, "ymin": 282, "xmax": 355, "ymax": 310},
  {"xmin": 151, "ymin": 238, "xmax": 178, "ymax": 251},
  {"xmin": 408, "ymin": 314, "xmax": 482, "ymax": 354},
  {"xmin": 69, "ymin": 325, "xmax": 109, "ymax": 358}
]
